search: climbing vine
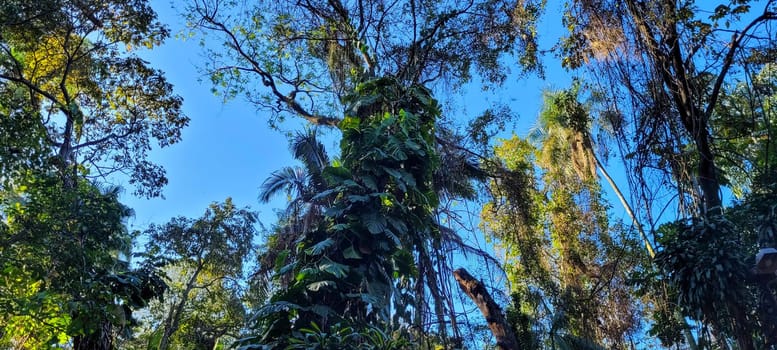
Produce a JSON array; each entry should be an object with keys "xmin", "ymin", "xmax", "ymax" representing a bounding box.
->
[{"xmin": 245, "ymin": 77, "xmax": 440, "ymax": 348}]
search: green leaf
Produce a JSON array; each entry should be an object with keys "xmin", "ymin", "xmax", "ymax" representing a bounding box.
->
[
  {"xmin": 347, "ymin": 194, "xmax": 370, "ymax": 203},
  {"xmin": 324, "ymin": 204, "xmax": 347, "ymax": 217},
  {"xmin": 322, "ymin": 165, "xmax": 352, "ymax": 184},
  {"xmin": 296, "ymin": 267, "xmax": 319, "ymax": 282},
  {"xmin": 306, "ymin": 280, "xmax": 336, "ymax": 292},
  {"xmin": 392, "ymin": 249, "xmax": 417, "ymax": 277},
  {"xmin": 361, "ymin": 175, "xmax": 378, "ymax": 190},
  {"xmin": 331, "ymin": 223, "xmax": 349, "ymax": 231},
  {"xmin": 319, "ymin": 259, "xmax": 349, "ymax": 278},
  {"xmin": 274, "ymin": 249, "xmax": 289, "ymax": 270},
  {"xmin": 339, "ymin": 115, "xmax": 361, "ymax": 131},
  {"xmin": 306, "ymin": 238, "xmax": 335, "ymax": 256},
  {"xmin": 362, "ymin": 211, "xmax": 387, "ymax": 234},
  {"xmin": 255, "ymin": 301, "xmax": 302, "ymax": 318},
  {"xmin": 311, "ymin": 188, "xmax": 338, "ymax": 201},
  {"xmin": 343, "ymin": 245, "xmax": 362, "ymax": 259},
  {"xmin": 277, "ymin": 261, "xmax": 298, "ymax": 276},
  {"xmin": 310, "ymin": 304, "xmax": 334, "ymax": 317},
  {"xmin": 387, "ymin": 216, "xmax": 408, "ymax": 234}
]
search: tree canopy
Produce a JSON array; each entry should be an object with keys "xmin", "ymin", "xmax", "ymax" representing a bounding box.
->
[{"xmin": 3, "ymin": 0, "xmax": 777, "ymax": 349}]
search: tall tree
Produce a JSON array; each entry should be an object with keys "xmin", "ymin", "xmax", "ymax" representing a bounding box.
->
[
  {"xmin": 1, "ymin": 1, "xmax": 186, "ymax": 348},
  {"xmin": 257, "ymin": 129, "xmax": 332, "ymax": 290},
  {"xmin": 188, "ymin": 0, "xmax": 544, "ymax": 346},
  {"xmin": 481, "ymin": 88, "xmax": 646, "ymax": 348},
  {"xmin": 560, "ymin": 0, "xmax": 776, "ymax": 217},
  {"xmin": 0, "ymin": 173, "xmax": 166, "ymax": 349},
  {"xmin": 188, "ymin": 0, "xmax": 542, "ymax": 126},
  {"xmin": 558, "ymin": 1, "xmax": 777, "ymax": 348},
  {"xmin": 143, "ymin": 199, "xmax": 257, "ymax": 350},
  {"xmin": 0, "ymin": 0, "xmax": 188, "ymax": 197}
]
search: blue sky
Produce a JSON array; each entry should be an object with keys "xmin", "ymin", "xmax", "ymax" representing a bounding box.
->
[{"xmin": 120, "ymin": 0, "xmax": 586, "ymax": 240}]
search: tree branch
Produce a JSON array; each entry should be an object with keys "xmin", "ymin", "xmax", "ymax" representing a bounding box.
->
[
  {"xmin": 704, "ymin": 8, "xmax": 777, "ymax": 119},
  {"xmin": 195, "ymin": 3, "xmax": 341, "ymax": 127},
  {"xmin": 453, "ymin": 268, "xmax": 519, "ymax": 350}
]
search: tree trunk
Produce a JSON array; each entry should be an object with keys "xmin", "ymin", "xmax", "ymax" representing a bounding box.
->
[
  {"xmin": 158, "ymin": 263, "xmax": 204, "ymax": 350},
  {"xmin": 595, "ymin": 146, "xmax": 699, "ymax": 349},
  {"xmin": 452, "ymin": 268, "xmax": 519, "ymax": 350},
  {"xmin": 593, "ymin": 155, "xmax": 655, "ymax": 258}
]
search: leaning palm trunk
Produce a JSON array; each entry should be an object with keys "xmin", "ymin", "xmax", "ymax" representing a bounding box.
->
[
  {"xmin": 594, "ymin": 148, "xmax": 699, "ymax": 350},
  {"xmin": 593, "ymin": 155, "xmax": 654, "ymax": 258}
]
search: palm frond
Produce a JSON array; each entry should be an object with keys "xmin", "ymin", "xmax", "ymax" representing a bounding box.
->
[
  {"xmin": 291, "ymin": 129, "xmax": 330, "ymax": 191},
  {"xmin": 259, "ymin": 166, "xmax": 306, "ymax": 203}
]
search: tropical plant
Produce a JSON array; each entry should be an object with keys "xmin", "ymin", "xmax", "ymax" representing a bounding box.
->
[
  {"xmin": 481, "ymin": 88, "xmax": 647, "ymax": 348},
  {"xmin": 143, "ymin": 198, "xmax": 257, "ymax": 350},
  {"xmin": 0, "ymin": 172, "xmax": 166, "ymax": 349}
]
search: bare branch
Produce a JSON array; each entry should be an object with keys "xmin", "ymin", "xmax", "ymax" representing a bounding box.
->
[{"xmin": 704, "ymin": 7, "xmax": 777, "ymax": 120}]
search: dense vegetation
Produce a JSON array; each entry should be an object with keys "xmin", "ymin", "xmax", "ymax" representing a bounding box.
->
[{"xmin": 1, "ymin": 0, "xmax": 777, "ymax": 349}]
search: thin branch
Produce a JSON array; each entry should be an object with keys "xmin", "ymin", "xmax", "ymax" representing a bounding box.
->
[
  {"xmin": 704, "ymin": 8, "xmax": 777, "ymax": 119},
  {"xmin": 195, "ymin": 3, "xmax": 341, "ymax": 127}
]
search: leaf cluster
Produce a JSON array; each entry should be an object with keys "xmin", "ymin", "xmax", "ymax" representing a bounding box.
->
[{"xmin": 248, "ymin": 77, "xmax": 443, "ymax": 347}]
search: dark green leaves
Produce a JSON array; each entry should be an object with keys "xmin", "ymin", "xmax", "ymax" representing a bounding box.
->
[{"xmin": 249, "ymin": 77, "xmax": 442, "ymax": 346}]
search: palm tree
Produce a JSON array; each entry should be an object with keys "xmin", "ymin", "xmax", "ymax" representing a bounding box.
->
[
  {"xmin": 256, "ymin": 128, "xmax": 332, "ymax": 283},
  {"xmin": 259, "ymin": 128, "xmax": 331, "ymax": 207},
  {"xmin": 529, "ymin": 87, "xmax": 654, "ymax": 257},
  {"xmin": 528, "ymin": 87, "xmax": 703, "ymax": 349}
]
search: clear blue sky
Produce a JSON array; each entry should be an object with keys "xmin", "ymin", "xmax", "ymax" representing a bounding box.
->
[{"xmin": 120, "ymin": 0, "xmax": 591, "ymax": 241}]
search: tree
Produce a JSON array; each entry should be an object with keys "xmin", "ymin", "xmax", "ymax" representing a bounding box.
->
[
  {"xmin": 560, "ymin": 0, "xmax": 776, "ymax": 217},
  {"xmin": 188, "ymin": 0, "xmax": 546, "ymax": 346},
  {"xmin": 0, "ymin": 0, "xmax": 188, "ymax": 197},
  {"xmin": 188, "ymin": 0, "xmax": 543, "ymax": 127},
  {"xmin": 480, "ymin": 88, "xmax": 647, "ymax": 348},
  {"xmin": 257, "ymin": 129, "xmax": 332, "ymax": 290},
  {"xmin": 0, "ymin": 1, "xmax": 186, "ymax": 348},
  {"xmin": 143, "ymin": 199, "xmax": 257, "ymax": 350},
  {"xmin": 0, "ymin": 172, "xmax": 166, "ymax": 349},
  {"xmin": 453, "ymin": 268, "xmax": 519, "ymax": 350},
  {"xmin": 557, "ymin": 1, "xmax": 777, "ymax": 347}
]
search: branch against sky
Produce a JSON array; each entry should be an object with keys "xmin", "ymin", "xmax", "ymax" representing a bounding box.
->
[
  {"xmin": 187, "ymin": 0, "xmax": 544, "ymax": 127},
  {"xmin": 0, "ymin": 0, "xmax": 189, "ymax": 197}
]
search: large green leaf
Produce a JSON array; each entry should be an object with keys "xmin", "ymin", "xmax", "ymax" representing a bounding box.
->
[
  {"xmin": 322, "ymin": 165, "xmax": 352, "ymax": 184},
  {"xmin": 306, "ymin": 280, "xmax": 335, "ymax": 292},
  {"xmin": 343, "ymin": 245, "xmax": 362, "ymax": 260},
  {"xmin": 361, "ymin": 211, "xmax": 387, "ymax": 234},
  {"xmin": 319, "ymin": 259, "xmax": 349, "ymax": 279},
  {"xmin": 305, "ymin": 238, "xmax": 334, "ymax": 256}
]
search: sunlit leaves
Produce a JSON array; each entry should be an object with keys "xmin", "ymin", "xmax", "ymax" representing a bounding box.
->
[
  {"xmin": 142, "ymin": 199, "xmax": 256, "ymax": 350},
  {"xmin": 190, "ymin": 0, "xmax": 544, "ymax": 127},
  {"xmin": 145, "ymin": 198, "xmax": 257, "ymax": 279},
  {"xmin": 0, "ymin": 0, "xmax": 188, "ymax": 197},
  {"xmin": 0, "ymin": 172, "xmax": 164, "ymax": 348}
]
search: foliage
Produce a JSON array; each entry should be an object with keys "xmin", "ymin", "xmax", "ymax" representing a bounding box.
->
[
  {"xmin": 0, "ymin": 172, "xmax": 166, "ymax": 349},
  {"xmin": 713, "ymin": 63, "xmax": 777, "ymax": 197},
  {"xmin": 189, "ymin": 0, "xmax": 543, "ymax": 127},
  {"xmin": 257, "ymin": 129, "xmax": 333, "ymax": 289},
  {"xmin": 559, "ymin": 0, "xmax": 777, "ymax": 217},
  {"xmin": 654, "ymin": 215, "xmax": 753, "ymax": 338},
  {"xmin": 0, "ymin": 0, "xmax": 188, "ymax": 197},
  {"xmin": 243, "ymin": 76, "xmax": 447, "ymax": 347},
  {"xmin": 284, "ymin": 322, "xmax": 413, "ymax": 350},
  {"xmin": 143, "ymin": 199, "xmax": 257, "ymax": 350},
  {"xmin": 653, "ymin": 187, "xmax": 777, "ymax": 346},
  {"xmin": 482, "ymin": 88, "xmax": 647, "ymax": 348}
]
